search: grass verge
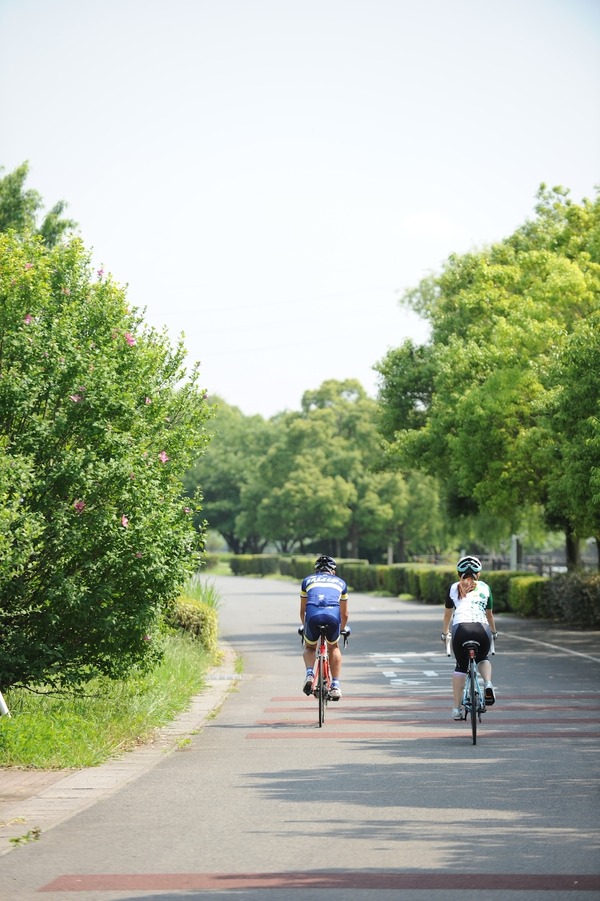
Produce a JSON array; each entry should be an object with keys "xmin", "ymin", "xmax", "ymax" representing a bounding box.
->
[{"xmin": 0, "ymin": 632, "xmax": 216, "ymax": 769}]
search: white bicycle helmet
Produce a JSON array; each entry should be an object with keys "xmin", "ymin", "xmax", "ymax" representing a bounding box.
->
[{"xmin": 456, "ymin": 555, "xmax": 482, "ymax": 576}]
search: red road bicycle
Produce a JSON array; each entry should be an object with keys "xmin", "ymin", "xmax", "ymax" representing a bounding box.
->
[{"xmin": 299, "ymin": 625, "xmax": 350, "ymax": 727}]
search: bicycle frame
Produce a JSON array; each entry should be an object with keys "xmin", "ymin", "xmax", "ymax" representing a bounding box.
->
[
  {"xmin": 299, "ymin": 626, "xmax": 349, "ymax": 728},
  {"xmin": 312, "ymin": 626, "xmax": 331, "ymax": 728}
]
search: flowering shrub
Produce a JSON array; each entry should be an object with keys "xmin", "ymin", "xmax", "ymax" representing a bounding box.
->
[{"xmin": 0, "ymin": 234, "xmax": 214, "ymax": 690}]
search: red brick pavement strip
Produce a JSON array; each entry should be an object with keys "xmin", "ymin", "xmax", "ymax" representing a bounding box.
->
[
  {"xmin": 39, "ymin": 871, "xmax": 600, "ymax": 892},
  {"xmin": 247, "ymin": 730, "xmax": 600, "ymax": 739}
]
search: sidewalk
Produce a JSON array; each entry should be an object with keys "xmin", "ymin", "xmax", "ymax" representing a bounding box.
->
[{"xmin": 0, "ymin": 643, "xmax": 238, "ymax": 855}]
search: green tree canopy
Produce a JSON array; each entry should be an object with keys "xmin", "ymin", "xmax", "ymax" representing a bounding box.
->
[
  {"xmin": 0, "ymin": 161, "xmax": 77, "ymax": 246},
  {"xmin": 184, "ymin": 399, "xmax": 274, "ymax": 554},
  {"xmin": 187, "ymin": 379, "xmax": 448, "ymax": 561},
  {"xmin": 376, "ymin": 186, "xmax": 600, "ymax": 565}
]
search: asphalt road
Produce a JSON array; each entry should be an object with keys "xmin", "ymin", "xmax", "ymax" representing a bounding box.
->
[{"xmin": 2, "ymin": 573, "xmax": 600, "ymax": 901}]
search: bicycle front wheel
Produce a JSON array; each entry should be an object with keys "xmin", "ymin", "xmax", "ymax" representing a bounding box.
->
[{"xmin": 469, "ymin": 666, "xmax": 477, "ymax": 745}]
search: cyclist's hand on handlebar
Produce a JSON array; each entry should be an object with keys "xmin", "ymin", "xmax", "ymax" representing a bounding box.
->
[{"xmin": 298, "ymin": 627, "xmax": 304, "ymax": 635}]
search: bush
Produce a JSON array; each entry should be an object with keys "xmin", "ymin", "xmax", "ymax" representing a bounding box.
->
[
  {"xmin": 507, "ymin": 576, "xmax": 549, "ymax": 617},
  {"xmin": 165, "ymin": 598, "xmax": 219, "ymax": 655},
  {"xmin": 229, "ymin": 554, "xmax": 280, "ymax": 576},
  {"xmin": 0, "ymin": 234, "xmax": 214, "ymax": 691},
  {"xmin": 485, "ymin": 571, "xmax": 530, "ymax": 612},
  {"xmin": 544, "ymin": 573, "xmax": 600, "ymax": 627}
]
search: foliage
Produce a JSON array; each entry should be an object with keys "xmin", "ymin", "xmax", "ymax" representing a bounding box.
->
[
  {"xmin": 0, "ymin": 161, "xmax": 77, "ymax": 247},
  {"xmin": 184, "ymin": 399, "xmax": 273, "ymax": 554},
  {"xmin": 507, "ymin": 576, "xmax": 549, "ymax": 617},
  {"xmin": 0, "ymin": 232, "xmax": 214, "ymax": 690},
  {"xmin": 165, "ymin": 599, "xmax": 219, "ymax": 654},
  {"xmin": 543, "ymin": 572, "xmax": 600, "ymax": 627},
  {"xmin": 229, "ymin": 554, "xmax": 281, "ymax": 576},
  {"xmin": 186, "ymin": 381, "xmax": 450, "ymax": 561},
  {"xmin": 376, "ymin": 186, "xmax": 600, "ymax": 563}
]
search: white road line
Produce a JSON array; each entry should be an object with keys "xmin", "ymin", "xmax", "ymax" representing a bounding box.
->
[{"xmin": 502, "ymin": 632, "xmax": 600, "ymax": 663}]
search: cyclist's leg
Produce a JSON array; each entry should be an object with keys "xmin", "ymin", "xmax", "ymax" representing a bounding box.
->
[
  {"xmin": 451, "ymin": 624, "xmax": 470, "ymax": 716},
  {"xmin": 302, "ymin": 611, "xmax": 320, "ymax": 693},
  {"xmin": 324, "ymin": 613, "xmax": 341, "ymax": 676},
  {"xmin": 324, "ymin": 612, "xmax": 342, "ymax": 698},
  {"xmin": 473, "ymin": 624, "xmax": 495, "ymax": 704}
]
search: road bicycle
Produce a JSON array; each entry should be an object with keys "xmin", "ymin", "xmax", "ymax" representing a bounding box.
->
[
  {"xmin": 299, "ymin": 625, "xmax": 350, "ymax": 727},
  {"xmin": 445, "ymin": 633, "xmax": 495, "ymax": 745}
]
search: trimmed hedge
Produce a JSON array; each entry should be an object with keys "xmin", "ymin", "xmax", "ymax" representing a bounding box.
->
[
  {"xmin": 226, "ymin": 554, "xmax": 600, "ymax": 626},
  {"xmin": 507, "ymin": 576, "xmax": 549, "ymax": 617},
  {"xmin": 229, "ymin": 554, "xmax": 281, "ymax": 576},
  {"xmin": 543, "ymin": 572, "xmax": 600, "ymax": 627}
]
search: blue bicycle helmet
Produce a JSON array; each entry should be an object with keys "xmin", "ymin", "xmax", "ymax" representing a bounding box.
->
[
  {"xmin": 456, "ymin": 555, "xmax": 482, "ymax": 576},
  {"xmin": 314, "ymin": 555, "xmax": 337, "ymax": 573}
]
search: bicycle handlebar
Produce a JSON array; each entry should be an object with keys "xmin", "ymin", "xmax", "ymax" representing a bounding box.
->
[
  {"xmin": 442, "ymin": 632, "xmax": 497, "ymax": 655},
  {"xmin": 298, "ymin": 626, "xmax": 351, "ymax": 647}
]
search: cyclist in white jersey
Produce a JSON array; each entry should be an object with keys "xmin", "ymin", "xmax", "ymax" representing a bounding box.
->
[{"xmin": 442, "ymin": 555, "xmax": 498, "ymax": 720}]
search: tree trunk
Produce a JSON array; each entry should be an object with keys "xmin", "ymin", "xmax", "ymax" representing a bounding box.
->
[
  {"xmin": 565, "ymin": 527, "xmax": 582, "ymax": 571},
  {"xmin": 349, "ymin": 523, "xmax": 359, "ymax": 559}
]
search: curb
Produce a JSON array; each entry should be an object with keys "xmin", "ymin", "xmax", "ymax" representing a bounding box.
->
[{"xmin": 0, "ymin": 642, "xmax": 239, "ymax": 855}]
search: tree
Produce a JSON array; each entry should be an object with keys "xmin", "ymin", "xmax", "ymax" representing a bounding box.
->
[
  {"xmin": 0, "ymin": 161, "xmax": 77, "ymax": 246},
  {"xmin": 0, "ymin": 233, "xmax": 214, "ymax": 690},
  {"xmin": 542, "ymin": 312, "xmax": 600, "ymax": 566},
  {"xmin": 184, "ymin": 399, "xmax": 274, "ymax": 553},
  {"xmin": 376, "ymin": 186, "xmax": 600, "ymax": 566}
]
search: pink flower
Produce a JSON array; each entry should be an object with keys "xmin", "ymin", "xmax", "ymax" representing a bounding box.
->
[
  {"xmin": 144, "ymin": 396, "xmax": 152, "ymax": 405},
  {"xmin": 69, "ymin": 394, "xmax": 82, "ymax": 403},
  {"xmin": 121, "ymin": 515, "xmax": 129, "ymax": 528},
  {"xmin": 135, "ymin": 552, "xmax": 143, "ymax": 558},
  {"xmin": 184, "ymin": 507, "xmax": 191, "ymax": 514},
  {"xmin": 158, "ymin": 451, "xmax": 169, "ymax": 463},
  {"xmin": 124, "ymin": 332, "xmax": 136, "ymax": 346},
  {"xmin": 97, "ymin": 268, "xmax": 104, "ymax": 278},
  {"xmin": 73, "ymin": 500, "xmax": 86, "ymax": 514},
  {"xmin": 24, "ymin": 262, "xmax": 33, "ymax": 270},
  {"xmin": 24, "ymin": 314, "xmax": 33, "ymax": 324}
]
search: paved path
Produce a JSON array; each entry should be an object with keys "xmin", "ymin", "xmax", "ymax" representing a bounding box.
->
[
  {"xmin": 0, "ymin": 644, "xmax": 238, "ymax": 851},
  {"xmin": 0, "ymin": 574, "xmax": 599, "ymax": 901}
]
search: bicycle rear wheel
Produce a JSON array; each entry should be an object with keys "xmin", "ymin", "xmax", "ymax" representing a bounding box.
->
[
  {"xmin": 318, "ymin": 658, "xmax": 327, "ymax": 727},
  {"xmin": 469, "ymin": 664, "xmax": 477, "ymax": 745}
]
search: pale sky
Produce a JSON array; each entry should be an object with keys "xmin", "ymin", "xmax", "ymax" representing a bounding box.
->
[{"xmin": 1, "ymin": 0, "xmax": 599, "ymax": 418}]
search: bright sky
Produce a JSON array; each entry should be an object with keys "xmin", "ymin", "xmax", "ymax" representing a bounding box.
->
[{"xmin": 1, "ymin": 0, "xmax": 599, "ymax": 418}]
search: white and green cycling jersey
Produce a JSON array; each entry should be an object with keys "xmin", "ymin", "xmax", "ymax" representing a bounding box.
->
[{"xmin": 447, "ymin": 580, "xmax": 493, "ymax": 625}]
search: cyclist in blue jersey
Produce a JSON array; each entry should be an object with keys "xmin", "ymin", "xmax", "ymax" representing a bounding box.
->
[
  {"xmin": 300, "ymin": 555, "xmax": 349, "ymax": 700},
  {"xmin": 442, "ymin": 555, "xmax": 498, "ymax": 720}
]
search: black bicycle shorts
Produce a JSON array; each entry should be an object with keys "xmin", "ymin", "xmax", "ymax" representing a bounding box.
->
[{"xmin": 451, "ymin": 622, "xmax": 491, "ymax": 674}]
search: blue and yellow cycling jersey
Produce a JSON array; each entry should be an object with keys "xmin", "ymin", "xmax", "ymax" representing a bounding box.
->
[{"xmin": 300, "ymin": 573, "xmax": 349, "ymax": 608}]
